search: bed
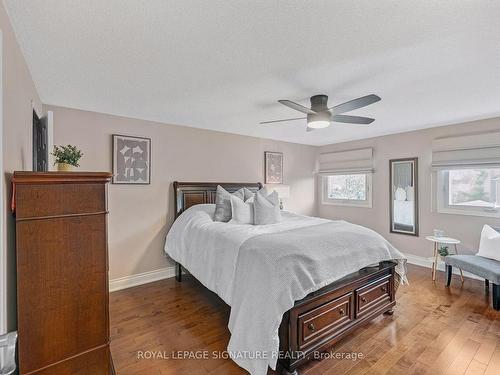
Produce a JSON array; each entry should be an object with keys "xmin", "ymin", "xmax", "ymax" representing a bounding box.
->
[{"xmin": 165, "ymin": 182, "xmax": 406, "ymax": 375}]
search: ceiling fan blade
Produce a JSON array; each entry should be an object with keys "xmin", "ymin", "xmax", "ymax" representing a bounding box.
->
[
  {"xmin": 278, "ymin": 100, "xmax": 317, "ymax": 115},
  {"xmin": 331, "ymin": 94, "xmax": 381, "ymax": 114},
  {"xmin": 259, "ymin": 117, "xmax": 306, "ymax": 125},
  {"xmin": 331, "ymin": 115, "xmax": 375, "ymax": 124}
]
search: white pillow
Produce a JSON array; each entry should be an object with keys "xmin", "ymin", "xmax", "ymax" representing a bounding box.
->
[
  {"xmin": 395, "ymin": 187, "xmax": 407, "ymax": 201},
  {"xmin": 477, "ymin": 225, "xmax": 500, "ymax": 262},
  {"xmin": 405, "ymin": 186, "xmax": 415, "ymax": 201},
  {"xmin": 229, "ymin": 195, "xmax": 254, "ymax": 224},
  {"xmin": 214, "ymin": 185, "xmax": 244, "ymax": 222},
  {"xmin": 254, "ymin": 190, "xmax": 281, "ymax": 225}
]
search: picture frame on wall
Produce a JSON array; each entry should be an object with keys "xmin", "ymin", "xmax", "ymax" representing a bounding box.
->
[
  {"xmin": 112, "ymin": 134, "xmax": 151, "ymax": 184},
  {"xmin": 265, "ymin": 151, "xmax": 283, "ymax": 184}
]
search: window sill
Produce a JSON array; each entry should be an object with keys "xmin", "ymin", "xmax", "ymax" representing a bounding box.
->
[
  {"xmin": 321, "ymin": 200, "xmax": 372, "ymax": 208},
  {"xmin": 437, "ymin": 207, "xmax": 500, "ymax": 218}
]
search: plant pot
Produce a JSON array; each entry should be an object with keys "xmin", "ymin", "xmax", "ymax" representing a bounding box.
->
[{"xmin": 57, "ymin": 163, "xmax": 75, "ymax": 171}]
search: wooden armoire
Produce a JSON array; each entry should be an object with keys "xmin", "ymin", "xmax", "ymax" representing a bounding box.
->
[{"xmin": 12, "ymin": 172, "xmax": 114, "ymax": 375}]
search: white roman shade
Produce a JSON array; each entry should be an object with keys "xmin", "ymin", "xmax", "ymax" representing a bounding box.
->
[
  {"xmin": 432, "ymin": 131, "xmax": 500, "ymax": 169},
  {"xmin": 318, "ymin": 147, "xmax": 373, "ymax": 174}
]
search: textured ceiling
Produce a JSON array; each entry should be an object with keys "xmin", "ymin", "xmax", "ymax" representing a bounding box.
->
[{"xmin": 5, "ymin": 0, "xmax": 500, "ymax": 146}]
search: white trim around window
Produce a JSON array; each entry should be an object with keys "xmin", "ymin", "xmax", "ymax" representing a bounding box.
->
[
  {"xmin": 321, "ymin": 173, "xmax": 373, "ymax": 208},
  {"xmin": 436, "ymin": 168, "xmax": 500, "ymax": 218}
]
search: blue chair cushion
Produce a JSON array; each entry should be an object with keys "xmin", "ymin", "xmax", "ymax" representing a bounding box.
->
[{"xmin": 445, "ymin": 254, "xmax": 500, "ymax": 284}]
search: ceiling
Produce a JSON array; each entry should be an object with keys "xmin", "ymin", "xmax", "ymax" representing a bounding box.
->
[{"xmin": 5, "ymin": 1, "xmax": 500, "ymax": 146}]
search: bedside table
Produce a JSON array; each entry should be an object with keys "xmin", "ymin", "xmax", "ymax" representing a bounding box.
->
[{"xmin": 426, "ymin": 236, "xmax": 464, "ymax": 282}]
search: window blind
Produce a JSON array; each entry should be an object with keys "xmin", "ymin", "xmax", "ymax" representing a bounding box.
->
[
  {"xmin": 432, "ymin": 131, "xmax": 500, "ymax": 169},
  {"xmin": 318, "ymin": 147, "xmax": 373, "ymax": 174}
]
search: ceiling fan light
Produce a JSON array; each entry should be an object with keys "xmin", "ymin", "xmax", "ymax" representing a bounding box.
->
[{"xmin": 307, "ymin": 120, "xmax": 330, "ymax": 129}]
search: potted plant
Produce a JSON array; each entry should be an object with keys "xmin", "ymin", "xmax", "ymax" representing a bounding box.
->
[
  {"xmin": 438, "ymin": 246, "xmax": 449, "ymax": 259},
  {"xmin": 52, "ymin": 145, "xmax": 83, "ymax": 171}
]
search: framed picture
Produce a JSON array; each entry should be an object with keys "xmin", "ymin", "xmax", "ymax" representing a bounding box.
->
[
  {"xmin": 112, "ymin": 134, "xmax": 151, "ymax": 184},
  {"xmin": 265, "ymin": 151, "xmax": 283, "ymax": 184}
]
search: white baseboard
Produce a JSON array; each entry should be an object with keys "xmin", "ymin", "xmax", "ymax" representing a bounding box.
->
[
  {"xmin": 109, "ymin": 266, "xmax": 176, "ymax": 292},
  {"xmin": 403, "ymin": 253, "xmax": 483, "ymax": 281},
  {"xmin": 109, "ymin": 253, "xmax": 485, "ymax": 293}
]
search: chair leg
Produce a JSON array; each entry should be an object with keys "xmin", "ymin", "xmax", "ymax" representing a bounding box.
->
[
  {"xmin": 432, "ymin": 243, "xmax": 438, "ymax": 281},
  {"xmin": 493, "ymin": 284, "xmax": 500, "ymax": 311},
  {"xmin": 446, "ymin": 265, "xmax": 452, "ymax": 287},
  {"xmin": 485, "ymin": 279, "xmax": 489, "ymax": 293},
  {"xmin": 454, "ymin": 244, "xmax": 464, "ymax": 283},
  {"xmin": 175, "ymin": 262, "xmax": 182, "ymax": 282}
]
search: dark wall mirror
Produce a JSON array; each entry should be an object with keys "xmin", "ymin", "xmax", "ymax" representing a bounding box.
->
[{"xmin": 390, "ymin": 157, "xmax": 418, "ymax": 236}]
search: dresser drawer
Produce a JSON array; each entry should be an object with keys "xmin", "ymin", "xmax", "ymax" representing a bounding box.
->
[
  {"xmin": 15, "ymin": 183, "xmax": 106, "ymax": 219},
  {"xmin": 298, "ymin": 293, "xmax": 353, "ymax": 349},
  {"xmin": 355, "ymin": 275, "xmax": 391, "ymax": 318},
  {"xmin": 17, "ymin": 215, "xmax": 108, "ymax": 373},
  {"xmin": 30, "ymin": 346, "xmax": 111, "ymax": 375}
]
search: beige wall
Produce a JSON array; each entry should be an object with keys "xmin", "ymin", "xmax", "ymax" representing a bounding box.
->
[
  {"xmin": 0, "ymin": 2, "xmax": 43, "ymax": 332},
  {"xmin": 2, "ymin": 0, "xmax": 499, "ymax": 328},
  {"xmin": 47, "ymin": 105, "xmax": 317, "ymax": 280},
  {"xmin": 46, "ymin": 104, "xmax": 500, "ymax": 279},
  {"xmin": 318, "ymin": 118, "xmax": 500, "ymax": 258}
]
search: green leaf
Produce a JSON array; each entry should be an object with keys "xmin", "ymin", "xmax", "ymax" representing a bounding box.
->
[{"xmin": 51, "ymin": 144, "xmax": 83, "ymax": 167}]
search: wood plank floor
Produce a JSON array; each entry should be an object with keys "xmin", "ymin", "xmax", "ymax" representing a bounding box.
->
[{"xmin": 110, "ymin": 265, "xmax": 500, "ymax": 375}]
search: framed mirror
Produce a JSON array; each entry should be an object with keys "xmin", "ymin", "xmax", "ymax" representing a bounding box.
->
[{"xmin": 390, "ymin": 157, "xmax": 418, "ymax": 236}]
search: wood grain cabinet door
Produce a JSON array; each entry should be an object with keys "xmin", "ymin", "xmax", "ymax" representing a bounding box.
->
[{"xmin": 17, "ymin": 214, "xmax": 109, "ymax": 374}]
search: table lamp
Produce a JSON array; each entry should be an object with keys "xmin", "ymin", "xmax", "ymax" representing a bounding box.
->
[{"xmin": 266, "ymin": 184, "xmax": 290, "ymax": 210}]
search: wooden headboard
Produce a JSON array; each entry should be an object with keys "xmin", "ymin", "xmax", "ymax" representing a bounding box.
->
[{"xmin": 173, "ymin": 181, "xmax": 263, "ymax": 219}]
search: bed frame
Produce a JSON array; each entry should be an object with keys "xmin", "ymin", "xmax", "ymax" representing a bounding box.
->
[{"xmin": 172, "ymin": 181, "xmax": 396, "ymax": 375}]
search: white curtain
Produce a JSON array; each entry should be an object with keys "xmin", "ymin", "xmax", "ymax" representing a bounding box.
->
[
  {"xmin": 318, "ymin": 147, "xmax": 373, "ymax": 174},
  {"xmin": 393, "ymin": 162, "xmax": 413, "ymax": 188},
  {"xmin": 432, "ymin": 131, "xmax": 500, "ymax": 169}
]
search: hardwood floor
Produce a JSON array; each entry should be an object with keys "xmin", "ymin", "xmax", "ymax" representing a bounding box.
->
[{"xmin": 110, "ymin": 265, "xmax": 500, "ymax": 375}]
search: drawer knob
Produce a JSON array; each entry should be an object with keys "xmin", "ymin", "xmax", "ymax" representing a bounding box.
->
[
  {"xmin": 308, "ymin": 323, "xmax": 315, "ymax": 331},
  {"xmin": 339, "ymin": 308, "xmax": 345, "ymax": 316},
  {"xmin": 381, "ymin": 286, "xmax": 387, "ymax": 292},
  {"xmin": 361, "ymin": 297, "xmax": 367, "ymax": 303}
]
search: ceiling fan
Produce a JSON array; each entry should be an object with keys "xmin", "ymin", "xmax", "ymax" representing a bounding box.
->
[{"xmin": 260, "ymin": 94, "xmax": 381, "ymax": 131}]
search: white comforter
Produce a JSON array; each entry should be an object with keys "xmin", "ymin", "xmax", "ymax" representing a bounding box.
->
[{"xmin": 164, "ymin": 205, "xmax": 406, "ymax": 375}]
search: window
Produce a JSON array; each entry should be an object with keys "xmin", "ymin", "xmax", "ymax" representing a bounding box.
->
[
  {"xmin": 437, "ymin": 167, "xmax": 500, "ymax": 217},
  {"xmin": 322, "ymin": 173, "xmax": 372, "ymax": 207}
]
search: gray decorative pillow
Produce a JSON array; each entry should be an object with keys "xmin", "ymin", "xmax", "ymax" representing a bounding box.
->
[
  {"xmin": 244, "ymin": 187, "xmax": 268, "ymax": 203},
  {"xmin": 254, "ymin": 190, "xmax": 281, "ymax": 225},
  {"xmin": 214, "ymin": 185, "xmax": 245, "ymax": 222},
  {"xmin": 243, "ymin": 187, "xmax": 256, "ymax": 201},
  {"xmin": 229, "ymin": 195, "xmax": 254, "ymax": 224}
]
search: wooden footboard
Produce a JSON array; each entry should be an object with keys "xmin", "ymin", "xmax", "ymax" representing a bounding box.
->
[
  {"xmin": 175, "ymin": 260, "xmax": 397, "ymax": 374},
  {"xmin": 171, "ymin": 182, "xmax": 398, "ymax": 375},
  {"xmin": 277, "ymin": 261, "xmax": 396, "ymax": 374}
]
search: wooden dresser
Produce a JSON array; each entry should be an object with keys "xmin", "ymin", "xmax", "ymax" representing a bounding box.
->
[{"xmin": 12, "ymin": 172, "xmax": 114, "ymax": 375}]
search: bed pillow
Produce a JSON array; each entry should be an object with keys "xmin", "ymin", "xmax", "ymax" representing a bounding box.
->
[
  {"xmin": 395, "ymin": 187, "xmax": 406, "ymax": 201},
  {"xmin": 229, "ymin": 195, "xmax": 254, "ymax": 224},
  {"xmin": 254, "ymin": 190, "xmax": 281, "ymax": 225},
  {"xmin": 243, "ymin": 188, "xmax": 256, "ymax": 201},
  {"xmin": 405, "ymin": 186, "xmax": 415, "ymax": 201},
  {"xmin": 214, "ymin": 185, "xmax": 245, "ymax": 222},
  {"xmin": 244, "ymin": 187, "xmax": 268, "ymax": 203},
  {"xmin": 477, "ymin": 225, "xmax": 500, "ymax": 262}
]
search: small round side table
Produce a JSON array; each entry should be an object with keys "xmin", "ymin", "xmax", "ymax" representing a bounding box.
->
[{"xmin": 425, "ymin": 236, "xmax": 464, "ymax": 282}]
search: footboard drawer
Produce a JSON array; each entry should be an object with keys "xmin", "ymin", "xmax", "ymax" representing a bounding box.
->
[
  {"xmin": 355, "ymin": 275, "xmax": 391, "ymax": 318},
  {"xmin": 298, "ymin": 293, "xmax": 353, "ymax": 349}
]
